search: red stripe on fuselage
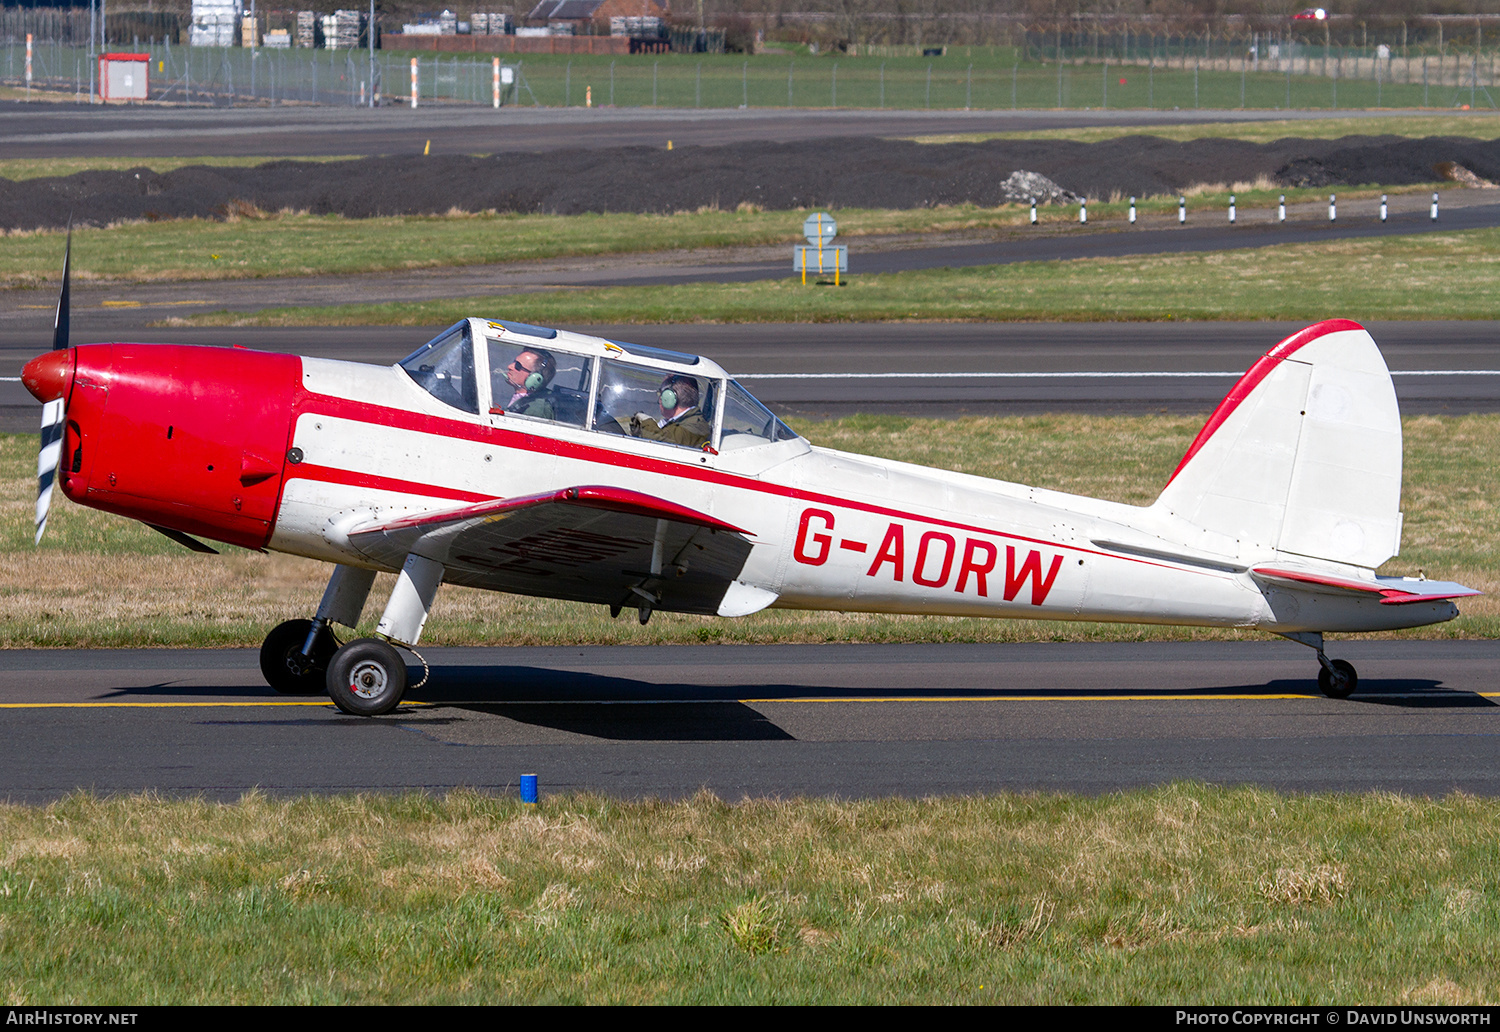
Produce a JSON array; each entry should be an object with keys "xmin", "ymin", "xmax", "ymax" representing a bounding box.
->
[{"xmin": 286, "ymin": 392, "xmax": 1216, "ymax": 579}]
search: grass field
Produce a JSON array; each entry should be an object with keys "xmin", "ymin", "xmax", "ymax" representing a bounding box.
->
[
  {"xmin": 172, "ymin": 225, "xmax": 1500, "ymax": 327},
  {"xmin": 910, "ymin": 113, "xmax": 1500, "ymax": 145},
  {"xmin": 0, "ymin": 786, "xmax": 1497, "ymax": 1003},
  {"xmin": 2, "ymin": 185, "xmax": 1437, "ymax": 289},
  {"xmin": 11, "ymin": 39, "xmax": 1481, "ymax": 111},
  {"xmin": 447, "ymin": 50, "xmax": 1477, "ymax": 113},
  {"xmin": 2, "ymin": 206, "xmax": 1028, "ymax": 287},
  {"xmin": 3, "ymin": 412, "xmax": 1494, "ymax": 650}
]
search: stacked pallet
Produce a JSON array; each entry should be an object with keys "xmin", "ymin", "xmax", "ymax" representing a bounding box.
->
[
  {"xmin": 188, "ymin": 0, "xmax": 240, "ymax": 46},
  {"xmin": 296, "ymin": 10, "xmax": 316, "ymax": 48},
  {"xmin": 321, "ymin": 9, "xmax": 362, "ymax": 49}
]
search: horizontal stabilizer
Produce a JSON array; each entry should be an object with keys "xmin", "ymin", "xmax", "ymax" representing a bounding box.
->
[{"xmin": 1251, "ymin": 565, "xmax": 1481, "ymax": 605}]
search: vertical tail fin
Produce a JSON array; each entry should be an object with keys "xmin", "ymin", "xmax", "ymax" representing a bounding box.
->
[{"xmin": 1152, "ymin": 320, "xmax": 1403, "ymax": 570}]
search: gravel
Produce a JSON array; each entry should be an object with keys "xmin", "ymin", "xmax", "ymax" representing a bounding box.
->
[{"xmin": 4, "ymin": 134, "xmax": 1499, "ymax": 231}]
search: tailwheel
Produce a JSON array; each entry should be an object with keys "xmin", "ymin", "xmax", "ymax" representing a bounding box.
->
[
  {"xmin": 259, "ymin": 619, "xmax": 337, "ymax": 695},
  {"xmin": 326, "ymin": 638, "xmax": 408, "ymax": 716},
  {"xmin": 1317, "ymin": 658, "xmax": 1358, "ymax": 700}
]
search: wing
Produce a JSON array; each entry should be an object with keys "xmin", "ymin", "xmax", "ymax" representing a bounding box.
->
[
  {"xmin": 345, "ymin": 485, "xmax": 771, "ymax": 616},
  {"xmin": 1251, "ymin": 565, "xmax": 1481, "ymax": 606}
]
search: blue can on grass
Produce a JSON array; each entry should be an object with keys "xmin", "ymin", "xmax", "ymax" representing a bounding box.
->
[{"xmin": 520, "ymin": 773, "xmax": 538, "ymax": 805}]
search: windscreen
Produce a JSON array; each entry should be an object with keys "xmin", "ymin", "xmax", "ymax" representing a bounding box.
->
[
  {"xmin": 720, "ymin": 380, "xmax": 797, "ymax": 450},
  {"xmin": 400, "ymin": 323, "xmax": 478, "ymax": 414}
]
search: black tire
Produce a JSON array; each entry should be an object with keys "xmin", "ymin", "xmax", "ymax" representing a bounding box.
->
[
  {"xmin": 259, "ymin": 619, "xmax": 336, "ymax": 696},
  {"xmin": 1317, "ymin": 658, "xmax": 1358, "ymax": 699},
  {"xmin": 326, "ymin": 638, "xmax": 408, "ymax": 716}
]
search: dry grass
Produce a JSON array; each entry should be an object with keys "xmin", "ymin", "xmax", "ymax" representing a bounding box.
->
[{"xmin": 0, "ymin": 786, "xmax": 1498, "ymax": 1002}]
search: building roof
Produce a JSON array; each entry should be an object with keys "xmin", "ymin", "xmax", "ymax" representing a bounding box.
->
[
  {"xmin": 528, "ymin": 0, "xmax": 604, "ymax": 20},
  {"xmin": 528, "ymin": 0, "xmax": 665, "ymax": 20}
]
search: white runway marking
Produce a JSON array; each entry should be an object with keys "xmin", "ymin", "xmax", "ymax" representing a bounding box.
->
[{"xmin": 735, "ymin": 370, "xmax": 1500, "ymax": 380}]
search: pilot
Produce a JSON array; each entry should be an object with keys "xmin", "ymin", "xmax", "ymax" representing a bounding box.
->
[
  {"xmin": 500, "ymin": 348, "xmax": 557, "ymax": 420},
  {"xmin": 630, "ymin": 374, "xmax": 712, "ymax": 449}
]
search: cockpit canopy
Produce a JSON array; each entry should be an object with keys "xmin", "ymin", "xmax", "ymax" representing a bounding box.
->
[{"xmin": 399, "ymin": 320, "xmax": 797, "ymax": 453}]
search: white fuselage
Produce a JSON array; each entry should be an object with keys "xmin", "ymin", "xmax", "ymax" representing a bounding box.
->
[{"xmin": 266, "ymin": 356, "xmax": 1455, "ymax": 634}]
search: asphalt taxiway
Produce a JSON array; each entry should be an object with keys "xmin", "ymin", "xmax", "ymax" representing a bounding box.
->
[
  {"xmin": 5, "ymin": 319, "xmax": 1499, "ymax": 429},
  {"xmin": 0, "ymin": 104, "xmax": 1465, "ymax": 160},
  {"xmin": 2, "ymin": 641, "xmax": 1497, "ymax": 801}
]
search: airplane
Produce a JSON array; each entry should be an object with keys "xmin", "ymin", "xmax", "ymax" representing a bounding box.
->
[{"xmin": 20, "ymin": 240, "xmax": 1480, "ymax": 715}]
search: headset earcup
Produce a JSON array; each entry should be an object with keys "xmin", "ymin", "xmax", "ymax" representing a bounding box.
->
[
  {"xmin": 525, "ymin": 371, "xmax": 545, "ymax": 392},
  {"xmin": 659, "ymin": 388, "xmax": 677, "ymax": 410}
]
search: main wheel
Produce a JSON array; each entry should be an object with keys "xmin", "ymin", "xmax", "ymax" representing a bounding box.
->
[
  {"xmin": 326, "ymin": 638, "xmax": 408, "ymax": 716},
  {"xmin": 260, "ymin": 619, "xmax": 337, "ymax": 695},
  {"xmin": 1317, "ymin": 658, "xmax": 1358, "ymax": 700}
]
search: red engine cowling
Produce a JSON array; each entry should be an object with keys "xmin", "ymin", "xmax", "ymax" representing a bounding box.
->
[{"xmin": 52, "ymin": 344, "xmax": 301, "ymax": 550}]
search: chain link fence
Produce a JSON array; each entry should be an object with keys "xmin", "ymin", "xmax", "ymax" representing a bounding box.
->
[{"xmin": 1, "ymin": 33, "xmax": 1494, "ymax": 110}]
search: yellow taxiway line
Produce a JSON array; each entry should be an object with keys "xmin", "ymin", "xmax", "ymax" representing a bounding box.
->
[{"xmin": 2, "ymin": 692, "xmax": 1498, "ymax": 709}]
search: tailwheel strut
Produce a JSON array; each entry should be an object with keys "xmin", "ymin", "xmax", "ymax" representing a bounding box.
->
[{"xmin": 1279, "ymin": 632, "xmax": 1358, "ymax": 699}]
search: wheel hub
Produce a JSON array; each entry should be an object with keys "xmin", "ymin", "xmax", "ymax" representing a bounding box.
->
[{"xmin": 348, "ymin": 661, "xmax": 389, "ymax": 699}]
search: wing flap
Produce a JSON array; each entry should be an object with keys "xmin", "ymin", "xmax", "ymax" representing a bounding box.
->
[{"xmin": 347, "ymin": 485, "xmax": 758, "ymax": 615}]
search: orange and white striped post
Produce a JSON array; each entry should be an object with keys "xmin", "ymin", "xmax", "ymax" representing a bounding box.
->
[
  {"xmin": 410, "ymin": 57, "xmax": 418, "ymax": 109},
  {"xmin": 492, "ymin": 57, "xmax": 500, "ymax": 108},
  {"xmin": 25, "ymin": 34, "xmax": 33, "ymax": 97}
]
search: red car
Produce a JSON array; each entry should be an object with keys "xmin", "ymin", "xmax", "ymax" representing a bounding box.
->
[{"xmin": 1292, "ymin": 7, "xmax": 1327, "ymax": 19}]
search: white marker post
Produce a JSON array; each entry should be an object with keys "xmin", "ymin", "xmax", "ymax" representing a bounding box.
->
[
  {"xmin": 1279, "ymin": 194, "xmax": 1286, "ymax": 223},
  {"xmin": 410, "ymin": 57, "xmax": 418, "ymax": 109},
  {"xmin": 1380, "ymin": 194, "xmax": 1388, "ymax": 222},
  {"xmin": 1030, "ymin": 198, "xmax": 1037, "ymax": 225},
  {"xmin": 1229, "ymin": 194, "xmax": 1236, "ymax": 223},
  {"xmin": 1431, "ymin": 192, "xmax": 1439, "ymax": 221},
  {"xmin": 1178, "ymin": 196, "xmax": 1186, "ymax": 224},
  {"xmin": 493, "ymin": 58, "xmax": 500, "ymax": 109},
  {"xmin": 1128, "ymin": 197, "xmax": 1136, "ymax": 225},
  {"xmin": 1079, "ymin": 198, "xmax": 1087, "ymax": 224},
  {"xmin": 1328, "ymin": 194, "xmax": 1336, "ymax": 221}
]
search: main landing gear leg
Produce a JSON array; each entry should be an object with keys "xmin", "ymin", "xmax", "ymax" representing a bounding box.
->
[
  {"xmin": 326, "ymin": 553, "xmax": 444, "ymax": 717},
  {"xmin": 1277, "ymin": 631, "xmax": 1359, "ymax": 699},
  {"xmin": 260, "ymin": 565, "xmax": 377, "ymax": 695}
]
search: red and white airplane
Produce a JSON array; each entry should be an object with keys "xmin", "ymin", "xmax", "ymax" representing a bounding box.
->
[{"xmin": 21, "ymin": 243, "xmax": 1479, "ymax": 714}]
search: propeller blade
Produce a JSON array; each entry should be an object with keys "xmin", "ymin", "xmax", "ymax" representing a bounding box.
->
[
  {"xmin": 52, "ymin": 226, "xmax": 70, "ymax": 352},
  {"xmin": 35, "ymin": 398, "xmax": 64, "ymax": 545}
]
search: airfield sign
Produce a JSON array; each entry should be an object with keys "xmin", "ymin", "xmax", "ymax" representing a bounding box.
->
[{"xmin": 803, "ymin": 213, "xmax": 837, "ymax": 246}]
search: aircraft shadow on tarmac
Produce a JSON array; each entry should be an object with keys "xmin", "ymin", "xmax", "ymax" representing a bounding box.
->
[
  {"xmin": 399, "ymin": 666, "xmax": 1494, "ymax": 741},
  {"xmin": 92, "ymin": 668, "xmax": 1494, "ymax": 745}
]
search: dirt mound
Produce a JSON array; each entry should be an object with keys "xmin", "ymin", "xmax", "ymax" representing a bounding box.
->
[{"xmin": 4, "ymin": 134, "xmax": 1499, "ymax": 231}]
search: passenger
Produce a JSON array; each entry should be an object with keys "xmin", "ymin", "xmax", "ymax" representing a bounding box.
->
[
  {"xmin": 630, "ymin": 374, "xmax": 712, "ymax": 449},
  {"xmin": 500, "ymin": 348, "xmax": 557, "ymax": 420}
]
